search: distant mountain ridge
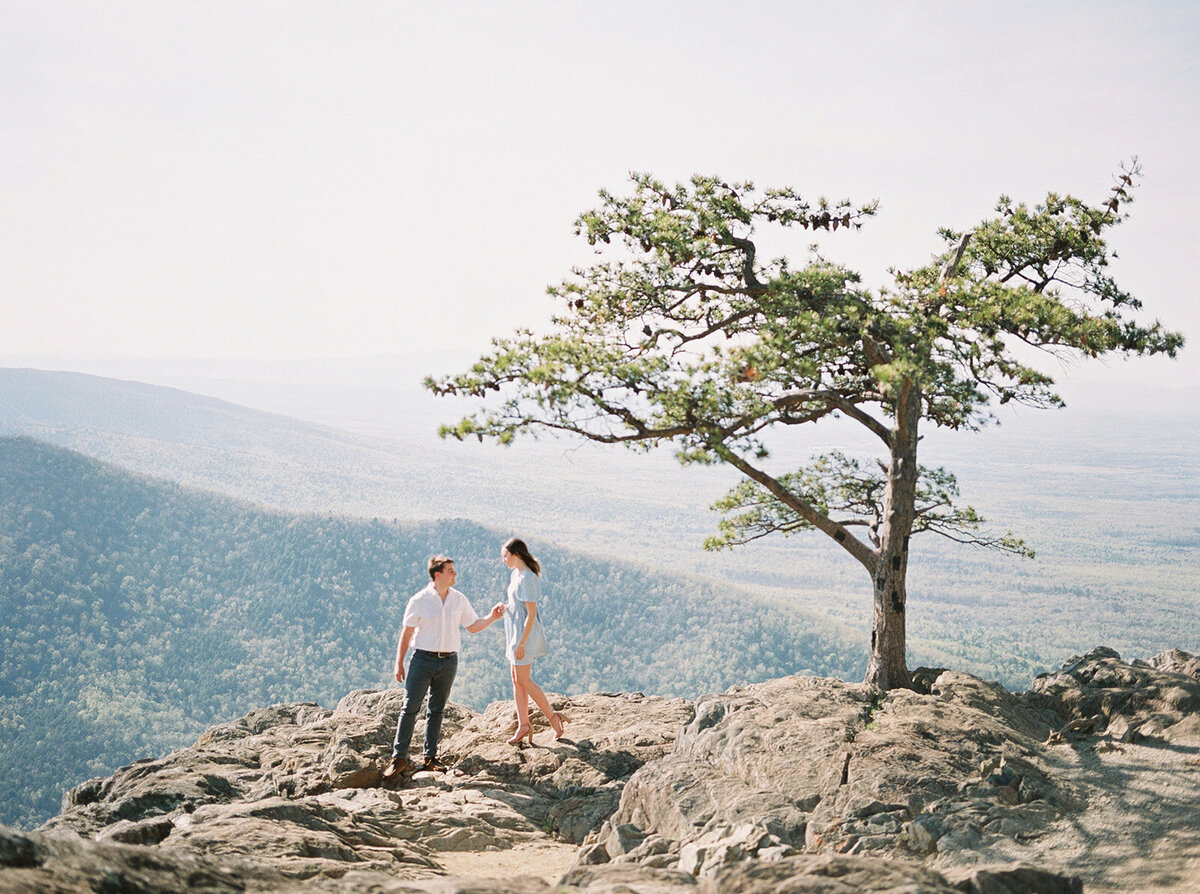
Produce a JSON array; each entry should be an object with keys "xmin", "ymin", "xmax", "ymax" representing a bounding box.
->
[
  {"xmin": 0, "ymin": 435, "xmax": 851, "ymax": 829},
  {"xmin": 0, "ymin": 367, "xmax": 299, "ymax": 443},
  {"xmin": 0, "ymin": 367, "xmax": 750, "ymax": 572},
  {"xmin": 0, "ymin": 366, "xmax": 431, "ymax": 511},
  {"xmin": 3, "ymin": 365, "xmax": 1198, "ymax": 697}
]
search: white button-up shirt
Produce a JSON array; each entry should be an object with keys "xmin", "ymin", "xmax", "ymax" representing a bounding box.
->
[{"xmin": 402, "ymin": 584, "xmax": 480, "ymax": 653}]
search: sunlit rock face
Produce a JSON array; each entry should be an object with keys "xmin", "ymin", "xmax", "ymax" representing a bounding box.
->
[
  {"xmin": 26, "ymin": 689, "xmax": 694, "ymax": 888},
  {"xmin": 8, "ymin": 648, "xmax": 1200, "ymax": 892},
  {"xmin": 584, "ymin": 648, "xmax": 1199, "ymax": 892}
]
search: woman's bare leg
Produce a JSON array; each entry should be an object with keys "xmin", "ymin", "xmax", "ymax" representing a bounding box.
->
[
  {"xmin": 510, "ymin": 665, "xmax": 531, "ymax": 729},
  {"xmin": 513, "ymin": 664, "xmax": 556, "ymax": 726}
]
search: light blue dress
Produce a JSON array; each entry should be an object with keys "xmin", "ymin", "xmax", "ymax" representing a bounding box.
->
[{"xmin": 504, "ymin": 568, "xmax": 548, "ymax": 666}]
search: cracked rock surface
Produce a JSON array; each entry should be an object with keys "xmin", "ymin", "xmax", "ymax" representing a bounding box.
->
[
  {"xmin": 35, "ymin": 688, "xmax": 691, "ymax": 884},
  {"xmin": 5, "ymin": 648, "xmax": 1199, "ymax": 892},
  {"xmin": 586, "ymin": 649, "xmax": 1200, "ymax": 892}
]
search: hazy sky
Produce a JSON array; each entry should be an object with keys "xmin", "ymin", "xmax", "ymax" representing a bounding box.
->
[{"xmin": 4, "ymin": 1, "xmax": 1198, "ymax": 388}]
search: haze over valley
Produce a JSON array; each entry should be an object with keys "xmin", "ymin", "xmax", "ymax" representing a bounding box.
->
[{"xmin": 4, "ymin": 363, "xmax": 1197, "ymax": 712}]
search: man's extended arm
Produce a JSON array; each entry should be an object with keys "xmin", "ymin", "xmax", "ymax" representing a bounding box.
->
[{"xmin": 466, "ymin": 603, "xmax": 505, "ymax": 634}]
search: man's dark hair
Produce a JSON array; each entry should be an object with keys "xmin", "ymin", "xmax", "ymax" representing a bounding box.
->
[{"xmin": 428, "ymin": 555, "xmax": 454, "ymax": 580}]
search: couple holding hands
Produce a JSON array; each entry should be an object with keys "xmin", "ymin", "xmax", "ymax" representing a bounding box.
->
[{"xmin": 381, "ymin": 537, "xmax": 563, "ymax": 788}]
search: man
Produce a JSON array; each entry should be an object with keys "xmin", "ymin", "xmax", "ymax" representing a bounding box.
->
[{"xmin": 381, "ymin": 555, "xmax": 503, "ymax": 788}]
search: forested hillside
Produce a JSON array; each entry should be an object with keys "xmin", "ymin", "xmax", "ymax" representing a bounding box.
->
[
  {"xmin": 4, "ymin": 367, "xmax": 1199, "ymax": 691},
  {"xmin": 0, "ymin": 436, "xmax": 856, "ymax": 829}
]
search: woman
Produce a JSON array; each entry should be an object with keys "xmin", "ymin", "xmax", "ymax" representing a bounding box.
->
[{"xmin": 501, "ymin": 537, "xmax": 565, "ymax": 744}]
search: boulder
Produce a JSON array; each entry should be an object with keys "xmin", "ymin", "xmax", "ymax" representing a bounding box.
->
[
  {"xmin": 38, "ymin": 689, "xmax": 692, "ymax": 883},
  {"xmin": 17, "ymin": 649, "xmax": 1200, "ymax": 893},
  {"xmin": 600, "ymin": 671, "xmax": 1071, "ymax": 871},
  {"xmin": 1030, "ymin": 647, "xmax": 1200, "ymax": 745}
]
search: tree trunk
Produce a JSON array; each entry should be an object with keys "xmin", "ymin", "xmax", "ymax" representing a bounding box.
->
[
  {"xmin": 864, "ymin": 381, "xmax": 920, "ymax": 691},
  {"xmin": 865, "ymin": 549, "xmax": 911, "ymax": 690}
]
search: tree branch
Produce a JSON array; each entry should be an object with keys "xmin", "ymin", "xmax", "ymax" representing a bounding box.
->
[
  {"xmin": 714, "ymin": 445, "xmax": 877, "ymax": 572},
  {"xmin": 717, "ymin": 232, "xmax": 768, "ymax": 295},
  {"xmin": 940, "ymin": 231, "xmax": 972, "ymax": 282},
  {"xmin": 828, "ymin": 397, "xmax": 893, "ymax": 445},
  {"xmin": 921, "ymin": 525, "xmax": 1034, "ymax": 557}
]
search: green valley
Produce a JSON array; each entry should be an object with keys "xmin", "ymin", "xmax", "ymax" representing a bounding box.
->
[{"xmin": 0, "ymin": 436, "xmax": 852, "ymax": 829}]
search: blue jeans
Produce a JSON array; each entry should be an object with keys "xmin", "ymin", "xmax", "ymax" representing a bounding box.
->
[{"xmin": 392, "ymin": 650, "xmax": 457, "ymax": 761}]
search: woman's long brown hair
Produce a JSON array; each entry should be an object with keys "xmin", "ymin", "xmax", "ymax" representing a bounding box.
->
[{"xmin": 504, "ymin": 537, "xmax": 541, "ymax": 576}]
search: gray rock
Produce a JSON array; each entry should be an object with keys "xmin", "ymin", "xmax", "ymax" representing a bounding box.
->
[
  {"xmin": 703, "ymin": 853, "xmax": 1072, "ymax": 893},
  {"xmin": 906, "ymin": 815, "xmax": 943, "ymax": 854},
  {"xmin": 17, "ymin": 649, "xmax": 1192, "ymax": 893},
  {"xmin": 676, "ymin": 840, "xmax": 707, "ymax": 876},
  {"xmin": 627, "ymin": 834, "xmax": 676, "ymax": 860},
  {"xmin": 1031, "ymin": 647, "xmax": 1200, "ymax": 746},
  {"xmin": 672, "ymin": 823, "xmax": 779, "ymax": 877},
  {"xmin": 565, "ymin": 855, "xmax": 1082, "ymax": 893},
  {"xmin": 0, "ymin": 827, "xmax": 38, "ymax": 869},
  {"xmin": 608, "ymin": 672, "xmax": 1071, "ymax": 866},
  {"xmin": 548, "ymin": 790, "xmax": 622, "ymax": 845},
  {"xmin": 576, "ymin": 841, "xmax": 611, "ymax": 866},
  {"xmin": 1148, "ymin": 648, "xmax": 1200, "ymax": 680},
  {"xmin": 943, "ymin": 862, "xmax": 1084, "ymax": 893},
  {"xmin": 561, "ymin": 861, "xmax": 699, "ymax": 891},
  {"xmin": 604, "ymin": 822, "xmax": 647, "ymax": 858},
  {"xmin": 94, "ymin": 814, "xmax": 177, "ymax": 846},
  {"xmin": 937, "ymin": 822, "xmax": 983, "ymax": 854},
  {"xmin": 0, "ymin": 823, "xmax": 281, "ymax": 893},
  {"xmin": 37, "ymin": 689, "xmax": 692, "ymax": 884}
]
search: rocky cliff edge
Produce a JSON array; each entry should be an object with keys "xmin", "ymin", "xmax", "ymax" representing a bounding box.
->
[{"xmin": 3, "ymin": 647, "xmax": 1200, "ymax": 893}]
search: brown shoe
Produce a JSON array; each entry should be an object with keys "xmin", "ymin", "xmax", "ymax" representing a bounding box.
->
[
  {"xmin": 422, "ymin": 756, "xmax": 450, "ymax": 772},
  {"xmin": 381, "ymin": 756, "xmax": 414, "ymax": 789}
]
